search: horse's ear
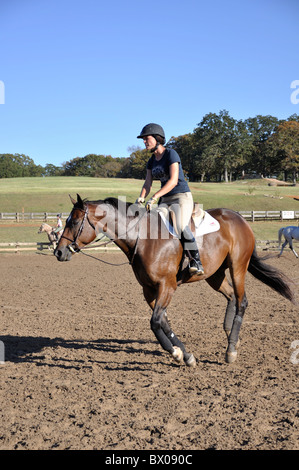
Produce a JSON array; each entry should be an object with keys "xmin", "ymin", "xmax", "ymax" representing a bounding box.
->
[
  {"xmin": 69, "ymin": 194, "xmax": 76, "ymax": 205},
  {"xmin": 77, "ymin": 194, "xmax": 84, "ymax": 208}
]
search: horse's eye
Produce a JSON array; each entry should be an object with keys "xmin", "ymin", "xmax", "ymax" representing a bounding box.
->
[{"xmin": 66, "ymin": 216, "xmax": 79, "ymax": 228}]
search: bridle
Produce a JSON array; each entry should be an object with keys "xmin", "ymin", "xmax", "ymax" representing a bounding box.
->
[
  {"xmin": 59, "ymin": 201, "xmax": 147, "ymax": 265},
  {"xmin": 60, "ymin": 205, "xmax": 96, "ymax": 253}
]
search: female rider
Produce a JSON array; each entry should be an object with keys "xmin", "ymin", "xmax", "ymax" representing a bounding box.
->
[{"xmin": 135, "ymin": 123, "xmax": 204, "ymax": 275}]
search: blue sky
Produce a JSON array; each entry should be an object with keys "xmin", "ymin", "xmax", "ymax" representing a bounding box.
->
[{"xmin": 0, "ymin": 0, "xmax": 298, "ymax": 167}]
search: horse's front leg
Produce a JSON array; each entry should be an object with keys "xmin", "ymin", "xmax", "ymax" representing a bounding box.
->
[
  {"xmin": 151, "ymin": 304, "xmax": 184, "ymax": 363},
  {"xmin": 160, "ymin": 311, "xmax": 196, "ymax": 367},
  {"xmin": 144, "ymin": 284, "xmax": 195, "ymax": 367}
]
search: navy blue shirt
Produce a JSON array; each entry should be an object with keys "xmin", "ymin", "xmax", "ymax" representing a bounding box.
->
[{"xmin": 146, "ymin": 148, "xmax": 190, "ymax": 197}]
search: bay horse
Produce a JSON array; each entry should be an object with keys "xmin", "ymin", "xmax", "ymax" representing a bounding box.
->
[
  {"xmin": 54, "ymin": 194, "xmax": 294, "ymax": 367},
  {"xmin": 38, "ymin": 223, "xmax": 61, "ymax": 250},
  {"xmin": 278, "ymin": 226, "xmax": 299, "ymax": 258}
]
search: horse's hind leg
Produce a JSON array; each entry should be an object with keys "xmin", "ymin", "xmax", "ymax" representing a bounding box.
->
[
  {"xmin": 206, "ymin": 270, "xmax": 236, "ymax": 339},
  {"xmin": 207, "ymin": 265, "xmax": 248, "ymax": 363},
  {"xmin": 226, "ymin": 268, "xmax": 248, "ymax": 363},
  {"xmin": 278, "ymin": 239, "xmax": 288, "ymax": 257}
]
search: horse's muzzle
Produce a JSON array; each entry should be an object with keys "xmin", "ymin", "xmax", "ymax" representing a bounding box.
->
[{"xmin": 54, "ymin": 245, "xmax": 72, "ymax": 262}]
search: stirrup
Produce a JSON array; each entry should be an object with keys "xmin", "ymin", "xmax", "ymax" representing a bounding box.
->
[{"xmin": 189, "ymin": 259, "xmax": 204, "ymax": 275}]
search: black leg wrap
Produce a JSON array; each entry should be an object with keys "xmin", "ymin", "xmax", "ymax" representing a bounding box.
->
[
  {"xmin": 229, "ymin": 315, "xmax": 243, "ymax": 346},
  {"xmin": 160, "ymin": 313, "xmax": 190, "ymax": 361},
  {"xmin": 223, "ymin": 297, "xmax": 236, "ymax": 335},
  {"xmin": 166, "ymin": 330, "xmax": 186, "ymax": 353},
  {"xmin": 150, "ymin": 318, "xmax": 174, "ymax": 353},
  {"xmin": 166, "ymin": 330, "xmax": 185, "ymax": 349}
]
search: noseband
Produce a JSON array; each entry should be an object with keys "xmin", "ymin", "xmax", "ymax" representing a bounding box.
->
[{"xmin": 61, "ymin": 205, "xmax": 95, "ymax": 253}]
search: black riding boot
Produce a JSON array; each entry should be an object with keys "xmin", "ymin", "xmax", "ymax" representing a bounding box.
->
[{"xmin": 181, "ymin": 227, "xmax": 204, "ymax": 275}]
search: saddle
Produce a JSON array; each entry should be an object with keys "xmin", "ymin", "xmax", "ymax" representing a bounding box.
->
[
  {"xmin": 190, "ymin": 203, "xmax": 205, "ymax": 232},
  {"xmin": 157, "ymin": 202, "xmax": 220, "ymax": 238}
]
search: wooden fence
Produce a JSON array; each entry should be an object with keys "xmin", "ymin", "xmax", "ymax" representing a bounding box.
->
[
  {"xmin": 0, "ymin": 241, "xmax": 120, "ymax": 253},
  {"xmin": 0, "ymin": 212, "xmax": 69, "ymax": 222},
  {"xmin": 1, "ymin": 210, "xmax": 299, "ymax": 222},
  {"xmin": 239, "ymin": 210, "xmax": 299, "ymax": 221},
  {"xmin": 1, "ymin": 239, "xmax": 298, "ymax": 254}
]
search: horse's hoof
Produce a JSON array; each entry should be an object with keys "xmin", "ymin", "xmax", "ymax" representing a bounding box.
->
[
  {"xmin": 172, "ymin": 346, "xmax": 184, "ymax": 363},
  {"xmin": 185, "ymin": 354, "xmax": 196, "ymax": 367},
  {"xmin": 225, "ymin": 350, "xmax": 238, "ymax": 363}
]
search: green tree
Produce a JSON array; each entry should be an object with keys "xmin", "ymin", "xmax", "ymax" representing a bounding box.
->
[
  {"xmin": 62, "ymin": 154, "xmax": 114, "ymax": 177},
  {"xmin": 167, "ymin": 134, "xmax": 199, "ymax": 181},
  {"xmin": 44, "ymin": 164, "xmax": 64, "ymax": 176},
  {"xmin": 269, "ymin": 121, "xmax": 299, "ymax": 184},
  {"xmin": 0, "ymin": 154, "xmax": 22, "ymax": 177},
  {"xmin": 127, "ymin": 146, "xmax": 150, "ymax": 179},
  {"xmin": 194, "ymin": 110, "xmax": 247, "ymax": 182},
  {"xmin": 244, "ymin": 115, "xmax": 280, "ymax": 176},
  {"xmin": 0, "ymin": 153, "xmax": 44, "ymax": 178}
]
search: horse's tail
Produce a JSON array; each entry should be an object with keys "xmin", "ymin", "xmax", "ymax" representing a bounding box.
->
[
  {"xmin": 278, "ymin": 227, "xmax": 284, "ymax": 247},
  {"xmin": 248, "ymin": 247, "xmax": 295, "ymax": 303}
]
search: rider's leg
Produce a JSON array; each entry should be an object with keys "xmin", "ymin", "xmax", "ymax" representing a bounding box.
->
[
  {"xmin": 181, "ymin": 226, "xmax": 204, "ymax": 275},
  {"xmin": 174, "ymin": 193, "xmax": 204, "ymax": 275},
  {"xmin": 160, "ymin": 192, "xmax": 204, "ymax": 275}
]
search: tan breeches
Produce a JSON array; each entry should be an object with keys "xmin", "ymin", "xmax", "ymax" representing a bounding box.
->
[{"xmin": 159, "ymin": 192, "xmax": 193, "ymax": 235}]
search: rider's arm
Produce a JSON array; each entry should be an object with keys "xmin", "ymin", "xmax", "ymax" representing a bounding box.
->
[{"xmin": 140, "ymin": 169, "xmax": 153, "ymax": 199}]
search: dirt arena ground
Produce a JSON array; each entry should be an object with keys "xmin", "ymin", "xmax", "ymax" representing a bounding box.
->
[{"xmin": 0, "ymin": 250, "xmax": 298, "ymax": 450}]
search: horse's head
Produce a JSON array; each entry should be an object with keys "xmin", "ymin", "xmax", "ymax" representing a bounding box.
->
[
  {"xmin": 38, "ymin": 223, "xmax": 52, "ymax": 234},
  {"xmin": 55, "ymin": 194, "xmax": 144, "ymax": 262},
  {"xmin": 54, "ymin": 194, "xmax": 96, "ymax": 261},
  {"xmin": 38, "ymin": 223, "xmax": 45, "ymax": 234}
]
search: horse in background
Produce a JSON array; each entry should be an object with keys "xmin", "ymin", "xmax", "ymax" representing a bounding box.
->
[
  {"xmin": 38, "ymin": 223, "xmax": 61, "ymax": 250},
  {"xmin": 278, "ymin": 226, "xmax": 299, "ymax": 258}
]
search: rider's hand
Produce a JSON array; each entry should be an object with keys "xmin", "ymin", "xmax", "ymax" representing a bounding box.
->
[
  {"xmin": 145, "ymin": 197, "xmax": 158, "ymax": 212},
  {"xmin": 135, "ymin": 197, "xmax": 145, "ymax": 205}
]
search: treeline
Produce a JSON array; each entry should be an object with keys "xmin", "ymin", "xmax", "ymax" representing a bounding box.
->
[{"xmin": 1, "ymin": 110, "xmax": 299, "ymax": 182}]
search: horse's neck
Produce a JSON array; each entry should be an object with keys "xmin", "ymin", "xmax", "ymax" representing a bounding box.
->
[
  {"xmin": 92, "ymin": 204, "xmax": 138, "ymax": 253},
  {"xmin": 110, "ymin": 214, "xmax": 138, "ymax": 248}
]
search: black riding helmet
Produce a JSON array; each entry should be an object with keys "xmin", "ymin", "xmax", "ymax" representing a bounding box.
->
[{"xmin": 137, "ymin": 123, "xmax": 166, "ymax": 145}]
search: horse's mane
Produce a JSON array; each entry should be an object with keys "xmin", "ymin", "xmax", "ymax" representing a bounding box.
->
[
  {"xmin": 75, "ymin": 196, "xmax": 134, "ymax": 212},
  {"xmin": 104, "ymin": 197, "xmax": 133, "ymax": 211}
]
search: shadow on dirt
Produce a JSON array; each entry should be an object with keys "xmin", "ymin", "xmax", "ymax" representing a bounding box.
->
[{"xmin": 0, "ymin": 334, "xmax": 168, "ymax": 371}]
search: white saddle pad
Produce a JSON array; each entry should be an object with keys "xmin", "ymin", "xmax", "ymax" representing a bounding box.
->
[
  {"xmin": 158, "ymin": 210, "xmax": 220, "ymax": 238},
  {"xmin": 194, "ymin": 211, "xmax": 220, "ymax": 236}
]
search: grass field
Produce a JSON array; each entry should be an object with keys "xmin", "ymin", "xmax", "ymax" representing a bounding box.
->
[{"xmin": 1, "ymin": 176, "xmax": 299, "ymax": 242}]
